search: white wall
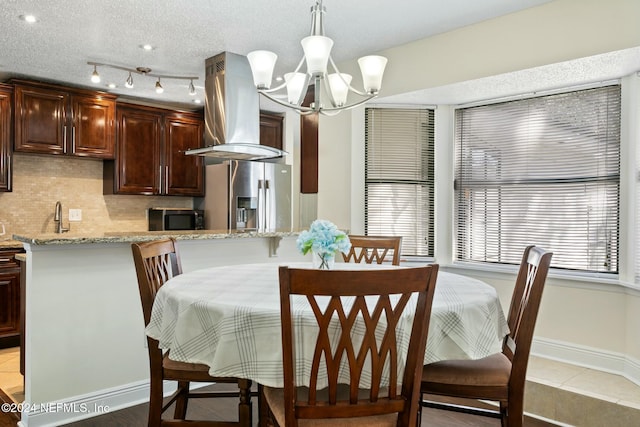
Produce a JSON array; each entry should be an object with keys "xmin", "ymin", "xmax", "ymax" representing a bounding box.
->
[
  {"xmin": 317, "ymin": 0, "xmax": 640, "ymax": 382},
  {"xmin": 22, "ymin": 236, "xmax": 307, "ymax": 426}
]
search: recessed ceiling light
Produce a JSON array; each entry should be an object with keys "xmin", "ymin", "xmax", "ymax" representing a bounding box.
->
[
  {"xmin": 140, "ymin": 44, "xmax": 155, "ymax": 51},
  {"xmin": 19, "ymin": 14, "xmax": 37, "ymax": 23},
  {"xmin": 107, "ymin": 83, "xmax": 117, "ymax": 89},
  {"xmin": 193, "ymin": 99, "xmax": 202, "ymax": 104}
]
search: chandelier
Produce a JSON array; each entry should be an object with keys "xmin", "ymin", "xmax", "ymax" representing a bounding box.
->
[
  {"xmin": 247, "ymin": 0, "xmax": 387, "ymax": 115},
  {"xmin": 87, "ymin": 61, "xmax": 198, "ymax": 95}
]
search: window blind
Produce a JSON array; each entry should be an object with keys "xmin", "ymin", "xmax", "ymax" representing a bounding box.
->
[
  {"xmin": 455, "ymin": 85, "xmax": 621, "ymax": 273},
  {"xmin": 365, "ymin": 108, "xmax": 435, "ymax": 257}
]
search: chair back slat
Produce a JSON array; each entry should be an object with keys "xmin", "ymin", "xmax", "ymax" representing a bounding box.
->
[
  {"xmin": 342, "ymin": 235, "xmax": 402, "ymax": 265},
  {"xmin": 131, "ymin": 238, "xmax": 183, "ymax": 326},
  {"xmin": 279, "ymin": 264, "xmax": 438, "ymax": 426},
  {"xmin": 503, "ymin": 245, "xmax": 552, "ymax": 389}
]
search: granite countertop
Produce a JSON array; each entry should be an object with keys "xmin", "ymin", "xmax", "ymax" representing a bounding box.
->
[
  {"xmin": 0, "ymin": 239, "xmax": 24, "ymax": 249},
  {"xmin": 11, "ymin": 229, "xmax": 301, "ymax": 246}
]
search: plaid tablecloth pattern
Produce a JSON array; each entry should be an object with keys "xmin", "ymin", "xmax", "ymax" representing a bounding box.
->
[{"xmin": 146, "ymin": 262, "xmax": 509, "ymax": 388}]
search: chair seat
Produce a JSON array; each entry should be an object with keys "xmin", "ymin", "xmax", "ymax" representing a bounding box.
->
[
  {"xmin": 163, "ymin": 353, "xmax": 239, "ymax": 383},
  {"xmin": 263, "ymin": 385, "xmax": 398, "ymax": 427},
  {"xmin": 421, "ymin": 352, "xmax": 512, "ymax": 401}
]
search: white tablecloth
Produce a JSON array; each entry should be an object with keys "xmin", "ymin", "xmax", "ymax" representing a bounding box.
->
[{"xmin": 146, "ymin": 262, "xmax": 509, "ymax": 388}]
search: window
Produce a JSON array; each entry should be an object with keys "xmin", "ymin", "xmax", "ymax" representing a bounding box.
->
[
  {"xmin": 455, "ymin": 85, "xmax": 621, "ymax": 273},
  {"xmin": 365, "ymin": 107, "xmax": 435, "ymax": 258}
]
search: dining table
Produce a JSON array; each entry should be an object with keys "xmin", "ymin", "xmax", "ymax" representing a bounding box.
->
[{"xmin": 145, "ymin": 261, "xmax": 509, "ymax": 388}]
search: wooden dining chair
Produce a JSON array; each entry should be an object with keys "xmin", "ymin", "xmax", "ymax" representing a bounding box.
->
[
  {"xmin": 263, "ymin": 264, "xmax": 439, "ymax": 427},
  {"xmin": 342, "ymin": 235, "xmax": 403, "ymax": 265},
  {"xmin": 131, "ymin": 238, "xmax": 253, "ymax": 427},
  {"xmin": 419, "ymin": 245, "xmax": 553, "ymax": 427}
]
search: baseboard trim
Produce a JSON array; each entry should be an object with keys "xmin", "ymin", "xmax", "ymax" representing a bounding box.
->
[
  {"xmin": 19, "ymin": 380, "xmax": 151, "ymax": 427},
  {"xmin": 532, "ymin": 337, "xmax": 640, "ymax": 387},
  {"xmin": 16, "ymin": 380, "xmax": 214, "ymax": 427}
]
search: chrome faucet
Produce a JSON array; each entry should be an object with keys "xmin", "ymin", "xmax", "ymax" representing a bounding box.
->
[{"xmin": 54, "ymin": 201, "xmax": 69, "ymax": 233}]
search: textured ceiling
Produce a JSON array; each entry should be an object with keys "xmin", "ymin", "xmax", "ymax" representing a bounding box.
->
[{"xmin": 0, "ymin": 0, "xmax": 556, "ymax": 109}]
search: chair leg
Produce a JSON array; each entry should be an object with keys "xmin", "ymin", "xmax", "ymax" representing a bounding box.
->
[
  {"xmin": 148, "ymin": 374, "xmax": 163, "ymax": 427},
  {"xmin": 173, "ymin": 381, "xmax": 190, "ymax": 420},
  {"xmin": 258, "ymin": 384, "xmax": 267, "ymax": 427},
  {"xmin": 505, "ymin": 397, "xmax": 523, "ymax": 427},
  {"xmin": 238, "ymin": 379, "xmax": 253, "ymax": 427}
]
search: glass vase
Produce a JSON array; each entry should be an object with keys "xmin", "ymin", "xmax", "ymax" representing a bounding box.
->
[{"xmin": 312, "ymin": 251, "xmax": 335, "ymax": 270}]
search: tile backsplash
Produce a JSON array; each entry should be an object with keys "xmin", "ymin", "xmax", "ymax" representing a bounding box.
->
[{"xmin": 0, "ymin": 153, "xmax": 193, "ymax": 237}]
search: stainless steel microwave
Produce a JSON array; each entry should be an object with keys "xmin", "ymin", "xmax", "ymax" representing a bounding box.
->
[{"xmin": 148, "ymin": 208, "xmax": 204, "ymax": 231}]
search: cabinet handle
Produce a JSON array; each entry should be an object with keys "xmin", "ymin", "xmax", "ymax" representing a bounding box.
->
[
  {"xmin": 63, "ymin": 125, "xmax": 67, "ymax": 150},
  {"xmin": 165, "ymin": 166, "xmax": 169, "ymax": 193},
  {"xmin": 72, "ymin": 126, "xmax": 76, "ymax": 149},
  {"xmin": 0, "ymin": 258, "xmax": 11, "ymax": 262}
]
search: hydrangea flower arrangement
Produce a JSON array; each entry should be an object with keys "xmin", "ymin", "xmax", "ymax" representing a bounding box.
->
[{"xmin": 296, "ymin": 219, "xmax": 351, "ymax": 269}]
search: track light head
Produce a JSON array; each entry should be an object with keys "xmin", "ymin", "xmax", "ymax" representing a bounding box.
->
[
  {"xmin": 91, "ymin": 65, "xmax": 100, "ymax": 83},
  {"xmin": 125, "ymin": 72, "xmax": 134, "ymax": 89}
]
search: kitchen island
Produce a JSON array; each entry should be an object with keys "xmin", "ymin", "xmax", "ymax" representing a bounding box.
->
[{"xmin": 13, "ymin": 230, "xmax": 306, "ymax": 427}]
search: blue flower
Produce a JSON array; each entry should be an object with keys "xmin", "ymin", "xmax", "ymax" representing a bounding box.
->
[{"xmin": 296, "ymin": 219, "xmax": 351, "ymax": 256}]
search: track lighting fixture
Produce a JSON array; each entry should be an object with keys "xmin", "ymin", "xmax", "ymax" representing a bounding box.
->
[{"xmin": 87, "ymin": 61, "xmax": 197, "ymax": 96}]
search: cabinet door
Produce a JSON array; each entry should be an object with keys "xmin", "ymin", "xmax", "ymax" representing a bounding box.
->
[
  {"xmin": 72, "ymin": 95, "xmax": 115, "ymax": 159},
  {"xmin": 164, "ymin": 113, "xmax": 204, "ymax": 196},
  {"xmin": 0, "ymin": 85, "xmax": 11, "ymax": 192},
  {"xmin": 14, "ymin": 84, "xmax": 68, "ymax": 155},
  {"xmin": 115, "ymin": 107, "xmax": 162, "ymax": 195},
  {"xmin": 0, "ymin": 268, "xmax": 20, "ymax": 348},
  {"xmin": 260, "ymin": 112, "xmax": 284, "ymax": 151}
]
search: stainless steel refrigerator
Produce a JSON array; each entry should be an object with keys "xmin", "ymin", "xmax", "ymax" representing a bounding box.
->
[{"xmin": 196, "ymin": 160, "xmax": 292, "ymax": 231}]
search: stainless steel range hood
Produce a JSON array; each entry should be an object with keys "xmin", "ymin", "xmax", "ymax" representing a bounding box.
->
[{"xmin": 185, "ymin": 52, "xmax": 286, "ymax": 162}]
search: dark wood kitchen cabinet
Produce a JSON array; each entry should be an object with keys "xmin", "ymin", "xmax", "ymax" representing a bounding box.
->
[
  {"xmin": 0, "ymin": 248, "xmax": 23, "ymax": 349},
  {"xmin": 0, "ymin": 84, "xmax": 12, "ymax": 192},
  {"xmin": 260, "ymin": 111, "xmax": 284, "ymax": 151},
  {"xmin": 165, "ymin": 112, "xmax": 205, "ymax": 196},
  {"xmin": 12, "ymin": 80, "xmax": 116, "ymax": 159},
  {"xmin": 104, "ymin": 104, "xmax": 204, "ymax": 196}
]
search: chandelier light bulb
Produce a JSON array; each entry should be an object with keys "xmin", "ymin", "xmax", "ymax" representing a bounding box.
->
[
  {"xmin": 247, "ymin": 50, "xmax": 278, "ymax": 89},
  {"xmin": 300, "ymin": 35, "xmax": 333, "ymax": 75},
  {"xmin": 328, "ymin": 73, "xmax": 352, "ymax": 107},
  {"xmin": 358, "ymin": 55, "xmax": 388, "ymax": 94},
  {"xmin": 284, "ymin": 72, "xmax": 307, "ymax": 104},
  {"xmin": 155, "ymin": 78, "xmax": 164, "ymax": 94},
  {"xmin": 91, "ymin": 65, "xmax": 100, "ymax": 83}
]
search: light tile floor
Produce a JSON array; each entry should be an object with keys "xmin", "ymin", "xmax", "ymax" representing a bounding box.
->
[
  {"xmin": 528, "ymin": 355, "xmax": 640, "ymax": 411},
  {"xmin": 0, "ymin": 347, "xmax": 23, "ymax": 403}
]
